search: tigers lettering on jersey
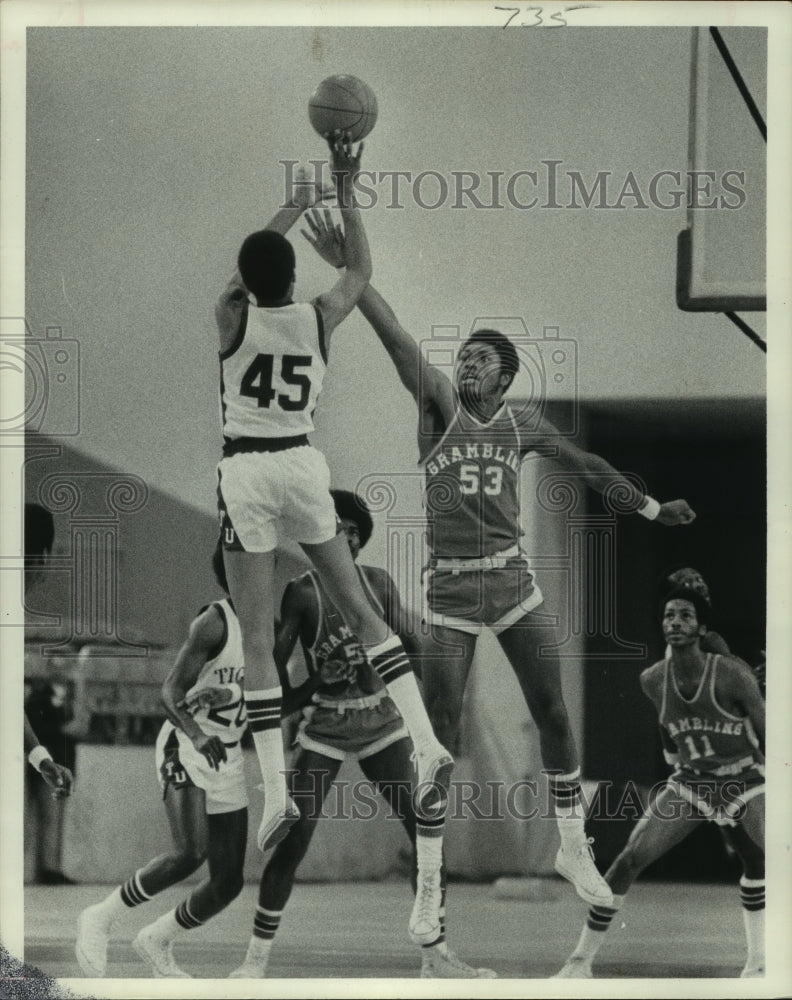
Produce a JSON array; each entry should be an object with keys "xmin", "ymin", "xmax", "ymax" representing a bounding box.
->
[
  {"xmin": 659, "ymin": 654, "xmax": 762, "ymax": 772},
  {"xmin": 220, "ymin": 301, "xmax": 326, "ymax": 440},
  {"xmin": 421, "ymin": 404, "xmax": 526, "ymax": 558},
  {"xmin": 184, "ymin": 599, "xmax": 247, "ymax": 741}
]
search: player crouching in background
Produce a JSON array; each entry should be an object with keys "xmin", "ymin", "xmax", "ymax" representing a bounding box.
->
[{"xmin": 555, "ymin": 587, "xmax": 765, "ymax": 979}]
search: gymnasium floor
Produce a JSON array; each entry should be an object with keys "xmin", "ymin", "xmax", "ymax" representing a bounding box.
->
[{"xmin": 24, "ymin": 878, "xmax": 749, "ymax": 983}]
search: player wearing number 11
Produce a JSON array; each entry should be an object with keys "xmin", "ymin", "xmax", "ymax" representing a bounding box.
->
[{"xmin": 556, "ymin": 588, "xmax": 766, "ymax": 979}]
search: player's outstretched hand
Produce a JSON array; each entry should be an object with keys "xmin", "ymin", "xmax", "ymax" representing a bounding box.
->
[
  {"xmin": 328, "ymin": 131, "xmax": 364, "ymax": 185},
  {"xmin": 301, "ymin": 208, "xmax": 346, "ymax": 268},
  {"xmin": 192, "ymin": 733, "xmax": 228, "ymax": 771},
  {"xmin": 656, "ymin": 499, "xmax": 696, "ymax": 526},
  {"xmin": 291, "ymin": 164, "xmax": 336, "ymax": 211},
  {"xmin": 40, "ymin": 760, "xmax": 74, "ymax": 799}
]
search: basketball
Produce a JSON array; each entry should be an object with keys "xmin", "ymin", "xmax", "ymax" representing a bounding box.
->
[{"xmin": 308, "ymin": 74, "xmax": 378, "ymax": 142}]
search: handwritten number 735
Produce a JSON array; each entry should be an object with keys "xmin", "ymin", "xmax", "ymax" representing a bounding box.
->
[{"xmin": 494, "ymin": 5, "xmax": 594, "ymax": 27}]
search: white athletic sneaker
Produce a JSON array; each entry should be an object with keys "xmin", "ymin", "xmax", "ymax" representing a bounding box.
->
[
  {"xmin": 554, "ymin": 838, "xmax": 613, "ymax": 906},
  {"xmin": 421, "ymin": 947, "xmax": 498, "ymax": 979},
  {"xmin": 228, "ymin": 961, "xmax": 267, "ymax": 979},
  {"xmin": 412, "ymin": 745, "xmax": 454, "ymax": 816},
  {"xmin": 553, "ymin": 957, "xmax": 593, "ymax": 979},
  {"xmin": 257, "ymin": 796, "xmax": 300, "ymax": 852},
  {"xmin": 75, "ymin": 903, "xmax": 114, "ymax": 977},
  {"xmin": 740, "ymin": 962, "xmax": 765, "ymax": 978},
  {"xmin": 409, "ymin": 871, "xmax": 442, "ymax": 945},
  {"xmin": 133, "ymin": 925, "xmax": 191, "ymax": 978}
]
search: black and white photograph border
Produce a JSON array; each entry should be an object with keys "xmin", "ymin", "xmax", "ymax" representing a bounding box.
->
[{"xmin": 1, "ymin": 0, "xmax": 790, "ymax": 998}]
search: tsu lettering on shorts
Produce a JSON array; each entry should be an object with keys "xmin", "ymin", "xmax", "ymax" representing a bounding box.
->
[
  {"xmin": 421, "ymin": 318, "xmax": 578, "ymax": 437},
  {"xmin": 0, "ymin": 318, "xmax": 80, "ymax": 437}
]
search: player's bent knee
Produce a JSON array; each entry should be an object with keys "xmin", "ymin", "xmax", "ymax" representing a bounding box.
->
[
  {"xmin": 172, "ymin": 848, "xmax": 207, "ymax": 879},
  {"xmin": 208, "ymin": 871, "xmax": 244, "ymax": 906}
]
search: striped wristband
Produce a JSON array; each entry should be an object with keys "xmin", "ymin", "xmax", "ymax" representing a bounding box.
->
[
  {"xmin": 638, "ymin": 496, "xmax": 661, "ymax": 520},
  {"xmin": 28, "ymin": 745, "xmax": 53, "ymax": 772}
]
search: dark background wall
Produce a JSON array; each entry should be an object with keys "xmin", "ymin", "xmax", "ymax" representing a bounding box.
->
[{"xmin": 581, "ymin": 396, "xmax": 765, "ymax": 878}]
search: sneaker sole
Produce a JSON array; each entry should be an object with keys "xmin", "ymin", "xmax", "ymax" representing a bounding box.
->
[
  {"xmin": 75, "ymin": 913, "xmax": 106, "ymax": 978},
  {"xmin": 132, "ymin": 936, "xmax": 190, "ymax": 979},
  {"xmin": 421, "ymin": 964, "xmax": 499, "ymax": 979},
  {"xmin": 258, "ymin": 810, "xmax": 300, "ymax": 852},
  {"xmin": 132, "ymin": 936, "xmax": 160, "ymax": 976},
  {"xmin": 554, "ymin": 860, "xmax": 613, "ymax": 907}
]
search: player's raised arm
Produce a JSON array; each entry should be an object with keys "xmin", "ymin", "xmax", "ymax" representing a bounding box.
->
[
  {"xmin": 215, "ymin": 268, "xmax": 249, "ymax": 349},
  {"xmin": 358, "ymin": 287, "xmax": 456, "ymax": 421},
  {"xmin": 311, "ymin": 135, "xmax": 372, "ymax": 343},
  {"xmin": 215, "ymin": 169, "xmax": 333, "ymax": 350},
  {"xmin": 301, "ymin": 212, "xmax": 454, "ymax": 420},
  {"xmin": 524, "ymin": 415, "xmax": 696, "ymax": 527},
  {"xmin": 164, "ymin": 608, "xmax": 229, "ymax": 771}
]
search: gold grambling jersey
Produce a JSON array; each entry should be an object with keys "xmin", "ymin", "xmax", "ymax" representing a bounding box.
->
[
  {"xmin": 220, "ymin": 301, "xmax": 327, "ymax": 440},
  {"xmin": 184, "ymin": 599, "xmax": 247, "ymax": 742}
]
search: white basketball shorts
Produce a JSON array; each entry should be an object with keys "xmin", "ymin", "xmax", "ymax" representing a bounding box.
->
[
  {"xmin": 155, "ymin": 722, "xmax": 248, "ymax": 816},
  {"xmin": 217, "ymin": 444, "xmax": 337, "ymax": 553}
]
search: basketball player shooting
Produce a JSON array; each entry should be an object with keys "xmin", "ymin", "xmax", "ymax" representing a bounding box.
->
[
  {"xmin": 214, "ymin": 139, "xmax": 451, "ymax": 858},
  {"xmin": 302, "ymin": 209, "xmax": 695, "ymax": 909}
]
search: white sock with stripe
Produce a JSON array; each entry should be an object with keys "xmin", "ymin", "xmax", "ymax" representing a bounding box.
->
[
  {"xmin": 740, "ymin": 876, "xmax": 765, "ymax": 971},
  {"xmin": 568, "ymin": 894, "xmax": 626, "ymax": 965},
  {"xmin": 549, "ymin": 769, "xmax": 587, "ymax": 846},
  {"xmin": 245, "ymin": 688, "xmax": 287, "ymax": 802},
  {"xmin": 365, "ymin": 635, "xmax": 440, "ymax": 752}
]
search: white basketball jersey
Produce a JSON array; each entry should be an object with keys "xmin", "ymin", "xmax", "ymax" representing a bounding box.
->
[
  {"xmin": 220, "ymin": 301, "xmax": 327, "ymax": 439},
  {"xmin": 184, "ymin": 599, "xmax": 247, "ymax": 741}
]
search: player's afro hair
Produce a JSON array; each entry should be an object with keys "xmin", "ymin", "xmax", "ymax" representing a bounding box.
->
[
  {"xmin": 331, "ymin": 489, "xmax": 374, "ymax": 549},
  {"xmin": 465, "ymin": 328, "xmax": 520, "ymax": 390},
  {"xmin": 238, "ymin": 229, "xmax": 296, "ymax": 303},
  {"xmin": 660, "ymin": 586, "xmax": 711, "ymax": 628},
  {"xmin": 212, "ymin": 537, "xmax": 229, "ymax": 594}
]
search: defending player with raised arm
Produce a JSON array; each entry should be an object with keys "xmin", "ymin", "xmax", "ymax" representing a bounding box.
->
[
  {"xmin": 214, "ymin": 139, "xmax": 450, "ymax": 861},
  {"xmin": 76, "ymin": 542, "xmax": 249, "ymax": 979},
  {"xmin": 302, "ymin": 209, "xmax": 695, "ymax": 912},
  {"xmin": 555, "ymin": 588, "xmax": 765, "ymax": 979},
  {"xmin": 230, "ymin": 490, "xmax": 495, "ymax": 980}
]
